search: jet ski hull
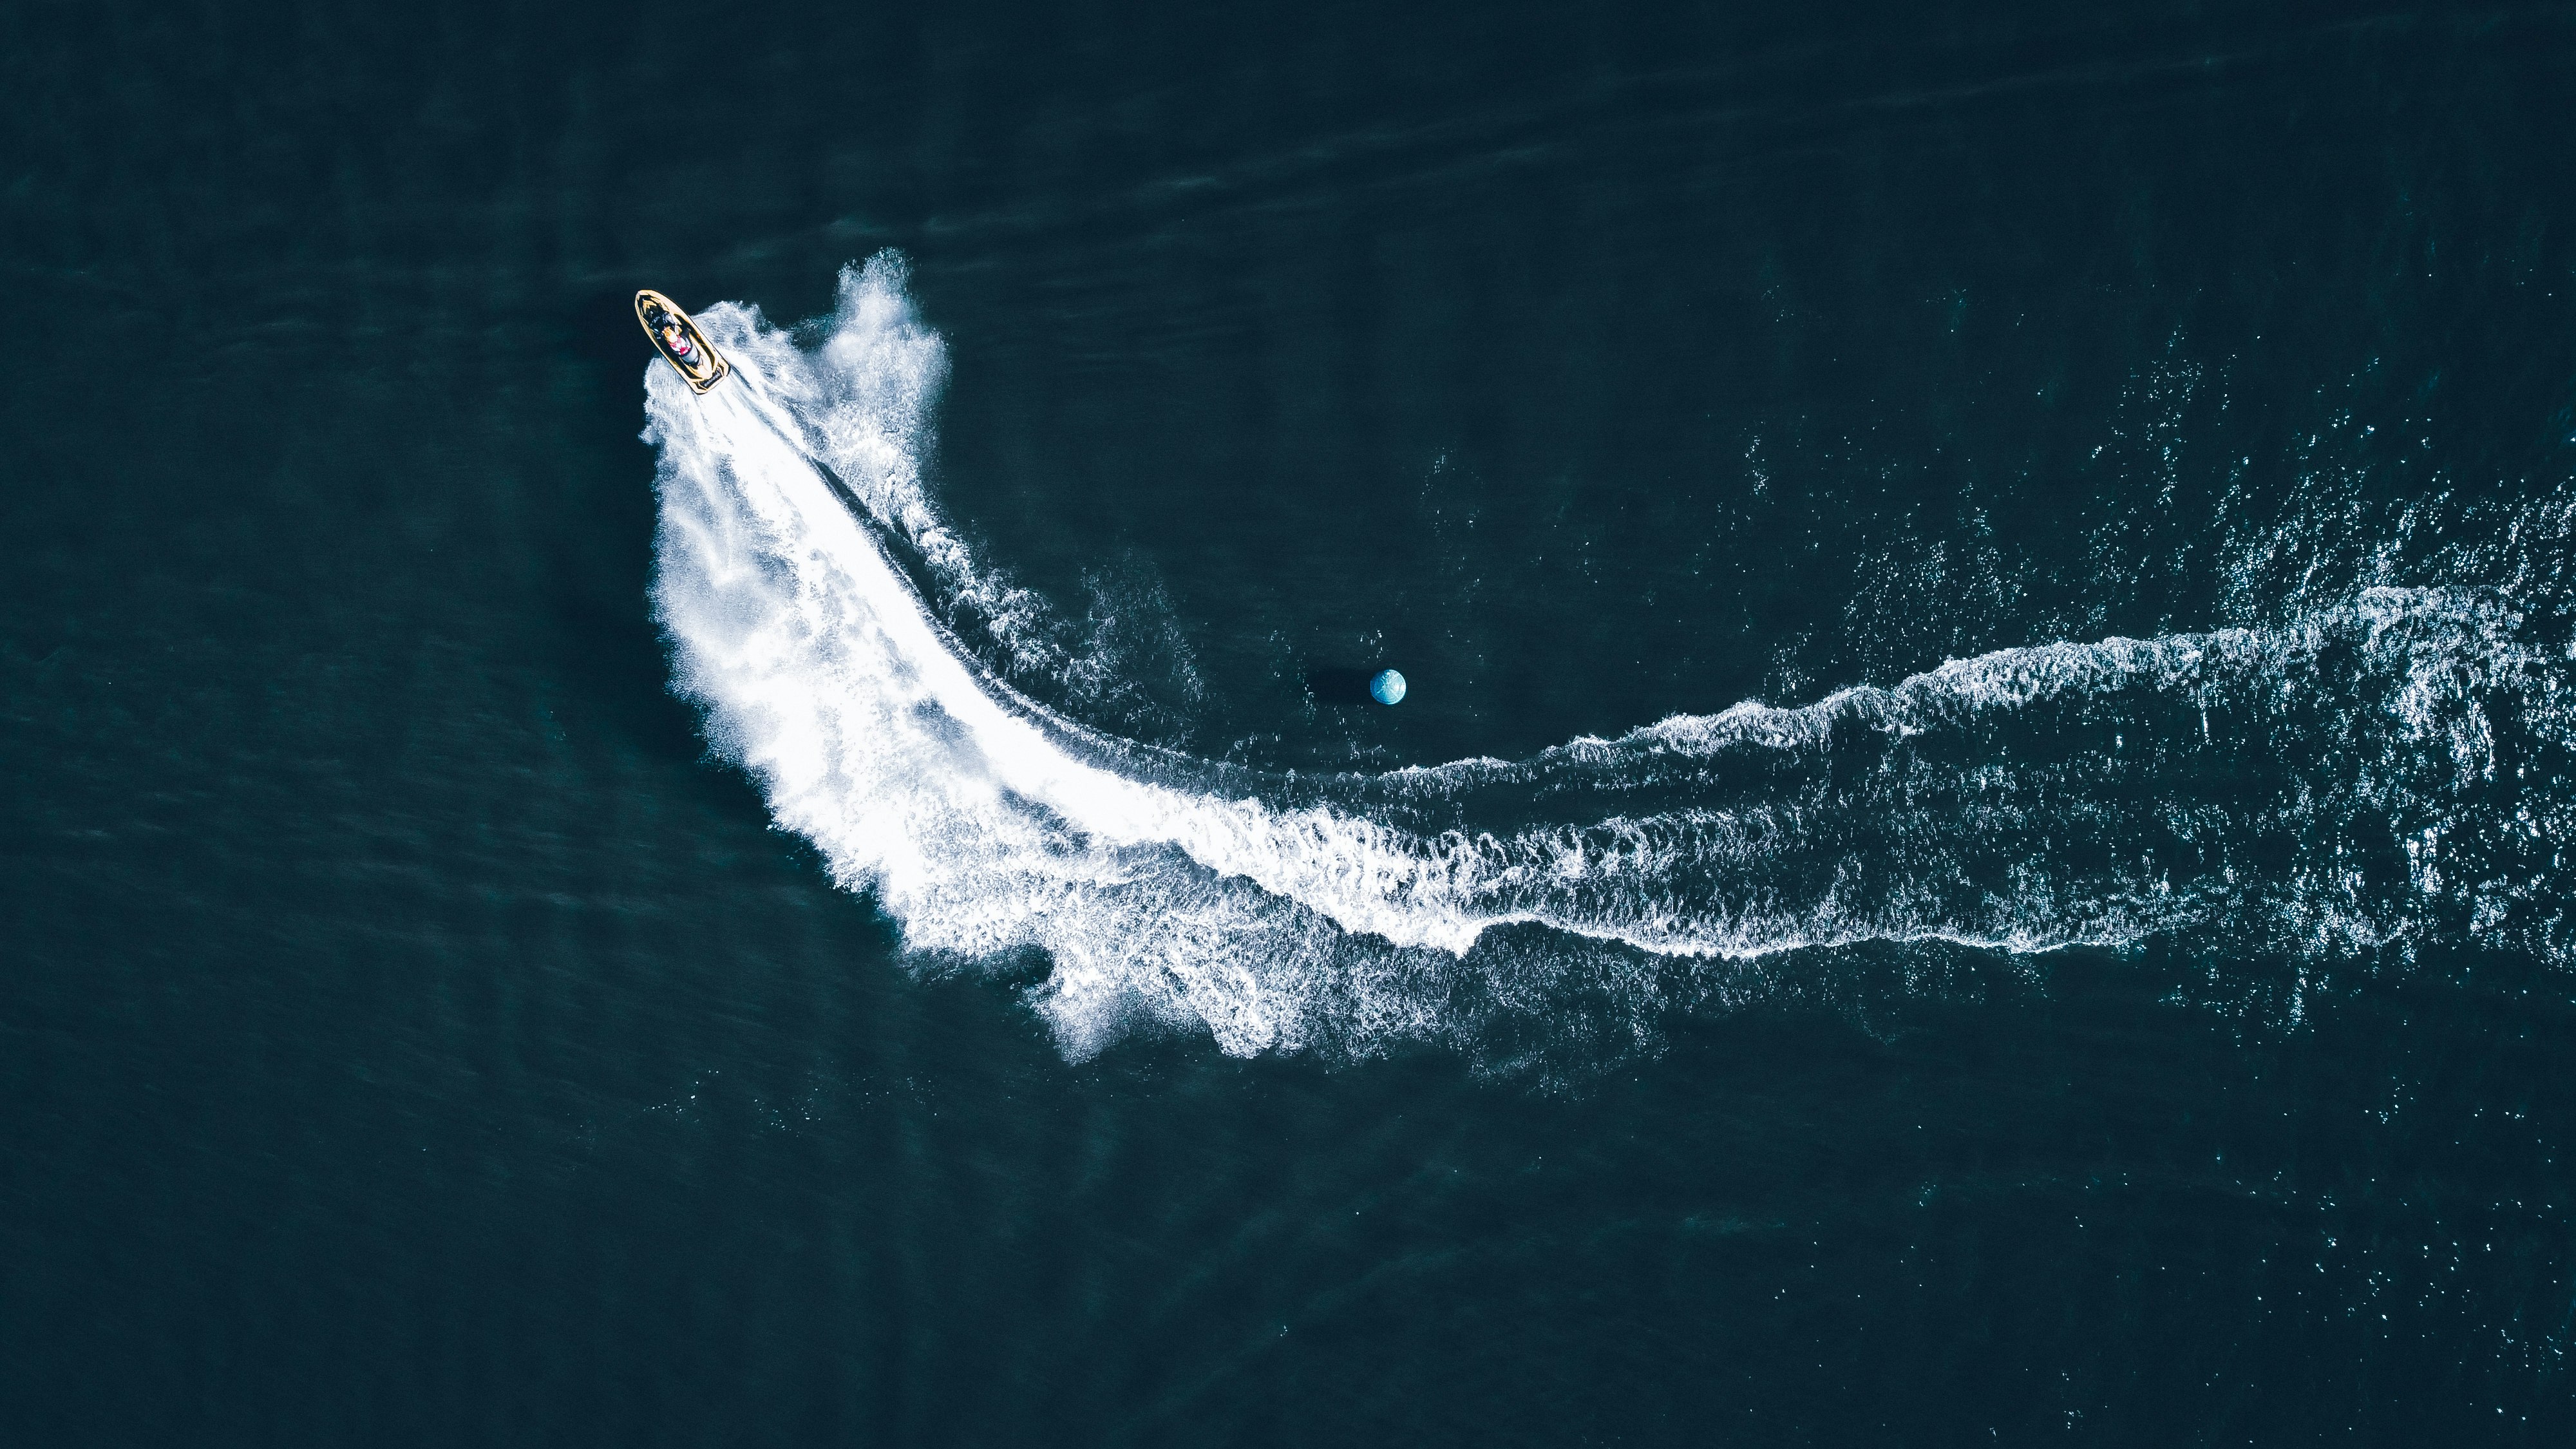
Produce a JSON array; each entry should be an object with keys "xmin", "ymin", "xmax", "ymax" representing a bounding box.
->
[{"xmin": 634, "ymin": 289, "xmax": 730, "ymax": 393}]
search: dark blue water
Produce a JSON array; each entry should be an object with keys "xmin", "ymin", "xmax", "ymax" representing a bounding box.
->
[{"xmin": 8, "ymin": 2, "xmax": 2576, "ymax": 1441}]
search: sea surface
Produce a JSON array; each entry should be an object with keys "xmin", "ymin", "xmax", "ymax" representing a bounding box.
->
[{"xmin": 8, "ymin": 1, "xmax": 2576, "ymax": 1442}]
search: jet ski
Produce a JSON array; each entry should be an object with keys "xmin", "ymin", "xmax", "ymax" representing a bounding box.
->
[{"xmin": 634, "ymin": 289, "xmax": 730, "ymax": 393}]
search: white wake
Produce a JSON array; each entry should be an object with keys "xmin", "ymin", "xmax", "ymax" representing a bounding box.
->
[{"xmin": 647, "ymin": 258, "xmax": 2576, "ymax": 1059}]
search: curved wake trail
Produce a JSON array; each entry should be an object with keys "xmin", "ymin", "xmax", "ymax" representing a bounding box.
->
[{"xmin": 647, "ymin": 259, "xmax": 2576, "ymax": 1059}]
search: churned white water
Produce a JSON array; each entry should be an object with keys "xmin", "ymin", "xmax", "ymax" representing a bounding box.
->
[{"xmin": 647, "ymin": 258, "xmax": 2576, "ymax": 1059}]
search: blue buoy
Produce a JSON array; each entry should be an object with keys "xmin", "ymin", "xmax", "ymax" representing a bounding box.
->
[{"xmin": 1368, "ymin": 668, "xmax": 1407, "ymax": 705}]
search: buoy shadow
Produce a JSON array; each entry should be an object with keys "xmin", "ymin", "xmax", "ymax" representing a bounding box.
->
[{"xmin": 1305, "ymin": 665, "xmax": 1389, "ymax": 706}]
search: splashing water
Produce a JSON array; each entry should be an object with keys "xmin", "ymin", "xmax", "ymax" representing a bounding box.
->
[{"xmin": 647, "ymin": 257, "xmax": 2576, "ymax": 1061}]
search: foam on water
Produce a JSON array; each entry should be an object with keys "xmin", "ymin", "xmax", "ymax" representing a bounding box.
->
[{"xmin": 647, "ymin": 258, "xmax": 2576, "ymax": 1060}]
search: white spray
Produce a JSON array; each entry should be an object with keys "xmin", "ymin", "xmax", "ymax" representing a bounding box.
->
[{"xmin": 647, "ymin": 258, "xmax": 2576, "ymax": 1059}]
